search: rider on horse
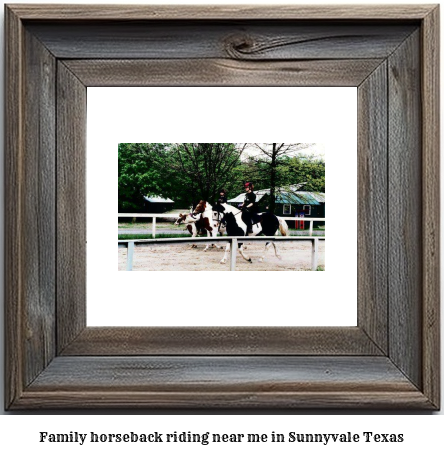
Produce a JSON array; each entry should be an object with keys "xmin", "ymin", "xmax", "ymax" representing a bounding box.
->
[
  {"xmin": 217, "ymin": 189, "xmax": 228, "ymax": 204},
  {"xmin": 241, "ymin": 182, "xmax": 258, "ymax": 234}
]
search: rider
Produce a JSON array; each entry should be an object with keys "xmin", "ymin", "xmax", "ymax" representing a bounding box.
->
[
  {"xmin": 217, "ymin": 188, "xmax": 228, "ymax": 204},
  {"xmin": 241, "ymin": 182, "xmax": 257, "ymax": 234}
]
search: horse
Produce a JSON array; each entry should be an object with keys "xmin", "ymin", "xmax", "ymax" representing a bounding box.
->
[
  {"xmin": 212, "ymin": 202, "xmax": 289, "ymax": 264},
  {"xmin": 211, "ymin": 204, "xmax": 227, "ymax": 237},
  {"xmin": 174, "ymin": 200, "xmax": 222, "ymax": 251},
  {"xmin": 174, "ymin": 212, "xmax": 203, "ymax": 237},
  {"xmin": 191, "ymin": 200, "xmax": 227, "ymax": 240}
]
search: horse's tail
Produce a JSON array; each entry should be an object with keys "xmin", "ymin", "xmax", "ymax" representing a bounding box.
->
[{"xmin": 278, "ymin": 217, "xmax": 289, "ymax": 236}]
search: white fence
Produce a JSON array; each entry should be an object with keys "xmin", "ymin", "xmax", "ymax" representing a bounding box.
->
[
  {"xmin": 118, "ymin": 236, "xmax": 325, "ymax": 272},
  {"xmin": 118, "ymin": 213, "xmax": 325, "ymax": 237}
]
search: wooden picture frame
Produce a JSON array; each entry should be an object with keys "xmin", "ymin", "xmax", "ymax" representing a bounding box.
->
[{"xmin": 5, "ymin": 4, "xmax": 440, "ymax": 409}]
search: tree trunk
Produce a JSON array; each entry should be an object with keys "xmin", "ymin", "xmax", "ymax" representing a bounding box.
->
[{"xmin": 269, "ymin": 143, "xmax": 277, "ymax": 213}]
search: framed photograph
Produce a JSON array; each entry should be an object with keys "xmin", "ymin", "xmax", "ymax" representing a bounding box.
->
[
  {"xmin": 5, "ymin": 4, "xmax": 440, "ymax": 409},
  {"xmin": 103, "ymin": 93, "xmax": 353, "ymax": 328}
]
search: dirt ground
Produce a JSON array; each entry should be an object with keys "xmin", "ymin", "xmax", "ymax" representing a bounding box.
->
[{"xmin": 118, "ymin": 240, "xmax": 325, "ymax": 271}]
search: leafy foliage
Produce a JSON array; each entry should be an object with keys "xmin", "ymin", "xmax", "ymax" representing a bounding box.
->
[
  {"xmin": 118, "ymin": 143, "xmax": 325, "ymax": 212},
  {"xmin": 118, "ymin": 143, "xmax": 173, "ymax": 211},
  {"xmin": 245, "ymin": 143, "xmax": 323, "ymax": 212}
]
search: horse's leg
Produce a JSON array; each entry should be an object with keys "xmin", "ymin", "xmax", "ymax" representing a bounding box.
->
[
  {"xmin": 220, "ymin": 242, "xmax": 230, "ymax": 264},
  {"xmin": 211, "ymin": 226, "xmax": 223, "ymax": 249},
  {"xmin": 189, "ymin": 224, "xmax": 198, "ymax": 248},
  {"xmin": 272, "ymin": 241, "xmax": 282, "ymax": 260},
  {"xmin": 203, "ymin": 230, "xmax": 211, "ymax": 251},
  {"xmin": 238, "ymin": 243, "xmax": 252, "ymax": 263},
  {"xmin": 259, "ymin": 242, "xmax": 272, "ymax": 262}
]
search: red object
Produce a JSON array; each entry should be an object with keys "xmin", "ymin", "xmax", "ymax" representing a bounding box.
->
[{"xmin": 295, "ymin": 213, "xmax": 305, "ymax": 230}]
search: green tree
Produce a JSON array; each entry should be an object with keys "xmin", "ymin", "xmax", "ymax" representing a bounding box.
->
[
  {"xmin": 285, "ymin": 154, "xmax": 325, "ymax": 193},
  {"xmin": 167, "ymin": 143, "xmax": 247, "ymax": 203},
  {"xmin": 247, "ymin": 143, "xmax": 317, "ymax": 213},
  {"xmin": 118, "ymin": 143, "xmax": 247, "ymax": 210},
  {"xmin": 118, "ymin": 143, "xmax": 324, "ymax": 212},
  {"xmin": 118, "ymin": 143, "xmax": 173, "ymax": 211}
]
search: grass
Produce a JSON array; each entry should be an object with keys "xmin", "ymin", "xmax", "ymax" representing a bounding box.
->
[
  {"xmin": 118, "ymin": 222, "xmax": 150, "ymax": 228},
  {"xmin": 118, "ymin": 233, "xmax": 192, "ymax": 240},
  {"xmin": 300, "ymin": 266, "xmax": 325, "ymax": 271},
  {"xmin": 288, "ymin": 226, "xmax": 325, "ymax": 232},
  {"xmin": 289, "ymin": 232, "xmax": 325, "ymax": 237},
  {"xmin": 118, "ymin": 222, "xmax": 181, "ymax": 229}
]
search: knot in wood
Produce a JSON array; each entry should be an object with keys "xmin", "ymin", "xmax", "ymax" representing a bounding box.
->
[{"xmin": 224, "ymin": 34, "xmax": 255, "ymax": 59}]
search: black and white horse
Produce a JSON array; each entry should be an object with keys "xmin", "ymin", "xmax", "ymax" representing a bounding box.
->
[{"xmin": 213, "ymin": 202, "xmax": 289, "ymax": 264}]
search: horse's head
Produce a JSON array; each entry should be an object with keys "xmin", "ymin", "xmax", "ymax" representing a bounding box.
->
[
  {"xmin": 174, "ymin": 213, "xmax": 187, "ymax": 225},
  {"xmin": 213, "ymin": 202, "xmax": 226, "ymax": 227},
  {"xmin": 213, "ymin": 201, "xmax": 226, "ymax": 214},
  {"xmin": 221, "ymin": 212, "xmax": 235, "ymax": 226},
  {"xmin": 186, "ymin": 213, "xmax": 201, "ymax": 225},
  {"xmin": 175, "ymin": 213, "xmax": 199, "ymax": 225}
]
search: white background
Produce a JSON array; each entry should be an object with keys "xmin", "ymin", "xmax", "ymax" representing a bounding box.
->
[
  {"xmin": 2, "ymin": 415, "xmax": 443, "ymax": 454},
  {"xmin": 0, "ymin": 0, "xmax": 442, "ymax": 446},
  {"xmin": 87, "ymin": 87, "xmax": 357, "ymax": 326}
]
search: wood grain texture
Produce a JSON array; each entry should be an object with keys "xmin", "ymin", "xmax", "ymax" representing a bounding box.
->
[
  {"xmin": 61, "ymin": 327, "xmax": 382, "ymax": 356},
  {"xmin": 4, "ymin": 5, "xmax": 440, "ymax": 410},
  {"xmin": 16, "ymin": 390, "xmax": 434, "ymax": 410},
  {"xmin": 5, "ymin": 5, "xmax": 24, "ymax": 410},
  {"xmin": 28, "ymin": 356, "xmax": 419, "ymax": 391},
  {"xmin": 421, "ymin": 6, "xmax": 440, "ymax": 409},
  {"xmin": 357, "ymin": 62, "xmax": 388, "ymax": 354},
  {"xmin": 13, "ymin": 356, "xmax": 433, "ymax": 409},
  {"xmin": 21, "ymin": 28, "xmax": 57, "ymax": 388},
  {"xmin": 7, "ymin": 4, "xmax": 435, "ymax": 20},
  {"xmin": 56, "ymin": 62, "xmax": 87, "ymax": 353},
  {"xmin": 64, "ymin": 59, "xmax": 384, "ymax": 87},
  {"xmin": 388, "ymin": 31, "xmax": 422, "ymax": 389},
  {"xmin": 27, "ymin": 22, "xmax": 416, "ymax": 60}
]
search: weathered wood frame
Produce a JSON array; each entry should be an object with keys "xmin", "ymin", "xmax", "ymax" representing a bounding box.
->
[{"xmin": 5, "ymin": 4, "xmax": 440, "ymax": 409}]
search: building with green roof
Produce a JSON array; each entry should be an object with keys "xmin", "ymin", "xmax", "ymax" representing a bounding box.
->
[{"xmin": 228, "ymin": 187, "xmax": 325, "ymax": 228}]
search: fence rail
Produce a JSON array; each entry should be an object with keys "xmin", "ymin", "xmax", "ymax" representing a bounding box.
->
[
  {"xmin": 119, "ymin": 236, "xmax": 325, "ymax": 272},
  {"xmin": 118, "ymin": 213, "xmax": 325, "ymax": 237}
]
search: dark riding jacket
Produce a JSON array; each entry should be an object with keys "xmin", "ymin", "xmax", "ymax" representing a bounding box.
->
[{"xmin": 243, "ymin": 192, "xmax": 257, "ymax": 212}]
